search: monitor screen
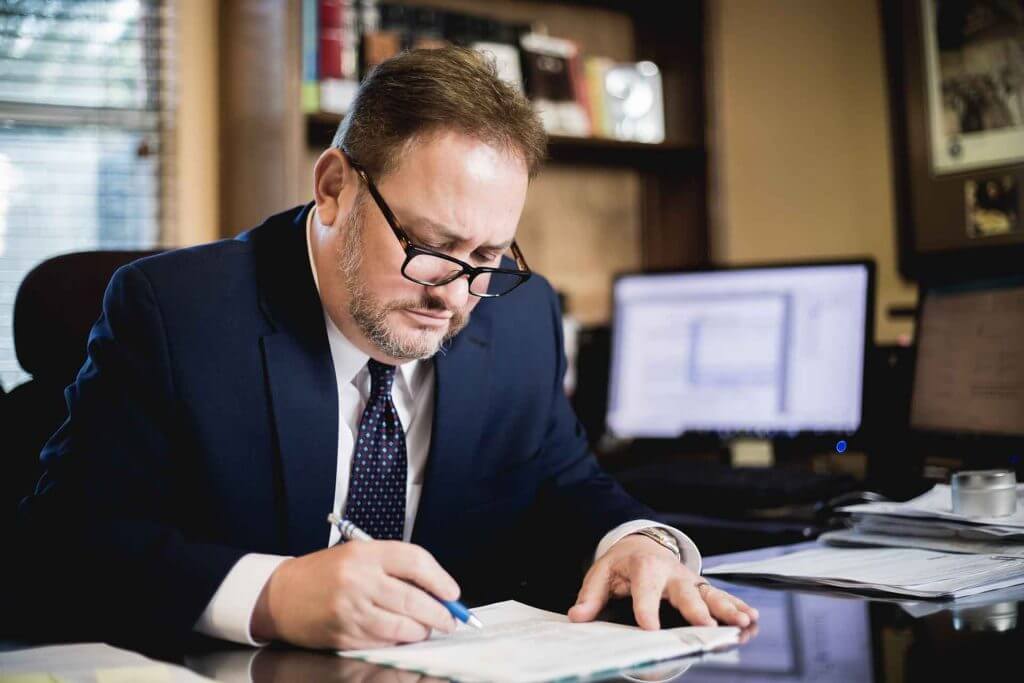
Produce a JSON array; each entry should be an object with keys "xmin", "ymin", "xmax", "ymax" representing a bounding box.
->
[
  {"xmin": 910, "ymin": 277, "xmax": 1024, "ymax": 437},
  {"xmin": 606, "ymin": 262, "xmax": 872, "ymax": 439}
]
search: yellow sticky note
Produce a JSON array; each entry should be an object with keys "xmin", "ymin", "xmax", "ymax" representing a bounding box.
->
[
  {"xmin": 0, "ymin": 674, "xmax": 61, "ymax": 683},
  {"xmin": 95, "ymin": 665, "xmax": 172, "ymax": 683}
]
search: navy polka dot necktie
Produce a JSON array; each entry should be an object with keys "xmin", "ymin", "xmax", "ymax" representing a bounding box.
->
[{"xmin": 344, "ymin": 359, "xmax": 408, "ymax": 540}]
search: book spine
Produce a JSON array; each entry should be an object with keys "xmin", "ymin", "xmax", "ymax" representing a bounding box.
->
[
  {"xmin": 319, "ymin": 0, "xmax": 359, "ymax": 114},
  {"xmin": 567, "ymin": 48, "xmax": 592, "ymax": 137},
  {"xmin": 319, "ymin": 0, "xmax": 343, "ymax": 79},
  {"xmin": 584, "ymin": 57, "xmax": 611, "ymax": 138},
  {"xmin": 301, "ymin": 0, "xmax": 319, "ymax": 113}
]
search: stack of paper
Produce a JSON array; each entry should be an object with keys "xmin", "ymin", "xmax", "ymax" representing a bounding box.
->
[
  {"xmin": 0, "ymin": 643, "xmax": 213, "ymax": 682},
  {"xmin": 820, "ymin": 484, "xmax": 1024, "ymax": 557},
  {"xmin": 341, "ymin": 600, "xmax": 740, "ymax": 683},
  {"xmin": 703, "ymin": 546, "xmax": 1024, "ymax": 599}
]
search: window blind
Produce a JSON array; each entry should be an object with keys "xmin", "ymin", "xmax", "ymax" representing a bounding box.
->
[{"xmin": 0, "ymin": 0, "xmax": 175, "ymax": 389}]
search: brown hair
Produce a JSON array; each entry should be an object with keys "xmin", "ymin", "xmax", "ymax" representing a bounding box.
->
[{"xmin": 332, "ymin": 46, "xmax": 546, "ymax": 178}]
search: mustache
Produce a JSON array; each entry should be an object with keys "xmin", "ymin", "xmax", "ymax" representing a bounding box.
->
[{"xmin": 385, "ymin": 294, "xmax": 453, "ymax": 315}]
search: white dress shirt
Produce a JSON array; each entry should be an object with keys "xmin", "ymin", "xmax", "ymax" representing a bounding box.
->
[{"xmin": 194, "ymin": 209, "xmax": 701, "ymax": 645}]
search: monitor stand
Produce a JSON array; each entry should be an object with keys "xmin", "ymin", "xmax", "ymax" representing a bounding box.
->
[{"xmin": 729, "ymin": 438, "xmax": 774, "ymax": 468}]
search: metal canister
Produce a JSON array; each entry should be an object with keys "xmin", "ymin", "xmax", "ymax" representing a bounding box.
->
[
  {"xmin": 951, "ymin": 469, "xmax": 1018, "ymax": 518},
  {"xmin": 952, "ymin": 601, "xmax": 1019, "ymax": 632}
]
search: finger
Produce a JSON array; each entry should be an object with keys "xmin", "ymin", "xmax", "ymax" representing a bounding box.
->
[
  {"xmin": 378, "ymin": 542, "xmax": 461, "ymax": 601},
  {"xmin": 629, "ymin": 558, "xmax": 670, "ymax": 630},
  {"xmin": 568, "ymin": 561, "xmax": 613, "ymax": 622},
  {"xmin": 361, "ymin": 603, "xmax": 432, "ymax": 644},
  {"xmin": 700, "ymin": 585, "xmax": 750, "ymax": 627},
  {"xmin": 376, "ymin": 576, "xmax": 457, "ymax": 633},
  {"xmin": 726, "ymin": 592, "xmax": 760, "ymax": 621},
  {"xmin": 737, "ymin": 621, "xmax": 760, "ymax": 645},
  {"xmin": 666, "ymin": 579, "xmax": 716, "ymax": 627}
]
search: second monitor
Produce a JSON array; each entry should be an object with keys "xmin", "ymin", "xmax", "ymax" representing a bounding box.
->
[{"xmin": 606, "ymin": 261, "xmax": 874, "ymax": 440}]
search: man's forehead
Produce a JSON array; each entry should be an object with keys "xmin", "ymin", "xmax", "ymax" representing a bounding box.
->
[{"xmin": 376, "ymin": 134, "xmax": 528, "ymax": 246}]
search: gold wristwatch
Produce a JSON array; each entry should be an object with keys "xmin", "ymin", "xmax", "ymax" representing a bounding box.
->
[{"xmin": 632, "ymin": 527, "xmax": 681, "ymax": 561}]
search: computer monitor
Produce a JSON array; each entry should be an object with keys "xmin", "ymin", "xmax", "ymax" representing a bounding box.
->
[
  {"xmin": 606, "ymin": 261, "xmax": 873, "ymax": 440},
  {"xmin": 910, "ymin": 276, "xmax": 1024, "ymax": 451}
]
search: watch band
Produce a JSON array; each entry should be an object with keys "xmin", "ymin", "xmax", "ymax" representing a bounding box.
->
[{"xmin": 633, "ymin": 527, "xmax": 681, "ymax": 561}]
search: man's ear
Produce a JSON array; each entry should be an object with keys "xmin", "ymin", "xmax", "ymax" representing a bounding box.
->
[{"xmin": 313, "ymin": 148, "xmax": 355, "ymax": 226}]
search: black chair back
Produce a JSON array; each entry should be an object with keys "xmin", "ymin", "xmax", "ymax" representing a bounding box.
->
[{"xmin": 3, "ymin": 250, "xmax": 160, "ymax": 527}]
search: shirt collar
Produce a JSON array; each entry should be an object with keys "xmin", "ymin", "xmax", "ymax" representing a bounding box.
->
[{"xmin": 306, "ymin": 207, "xmax": 425, "ymax": 391}]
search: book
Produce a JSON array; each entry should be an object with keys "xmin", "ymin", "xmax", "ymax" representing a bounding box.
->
[
  {"xmin": 319, "ymin": 0, "xmax": 359, "ymax": 114},
  {"xmin": 301, "ymin": 0, "xmax": 319, "ymax": 113},
  {"xmin": 340, "ymin": 600, "xmax": 739, "ymax": 683},
  {"xmin": 583, "ymin": 56, "xmax": 612, "ymax": 136},
  {"xmin": 520, "ymin": 33, "xmax": 591, "ymax": 137}
]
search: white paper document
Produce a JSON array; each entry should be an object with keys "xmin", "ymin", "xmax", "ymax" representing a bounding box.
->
[
  {"xmin": 0, "ymin": 643, "xmax": 214, "ymax": 682},
  {"xmin": 850, "ymin": 513, "xmax": 1024, "ymax": 540},
  {"xmin": 820, "ymin": 528, "xmax": 1024, "ymax": 558},
  {"xmin": 340, "ymin": 600, "xmax": 740, "ymax": 683},
  {"xmin": 703, "ymin": 545, "xmax": 1024, "ymax": 599},
  {"xmin": 840, "ymin": 484, "xmax": 1024, "ymax": 529}
]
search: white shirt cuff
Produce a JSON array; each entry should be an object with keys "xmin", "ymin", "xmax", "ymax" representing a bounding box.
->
[
  {"xmin": 194, "ymin": 553, "xmax": 290, "ymax": 646},
  {"xmin": 595, "ymin": 519, "xmax": 702, "ymax": 575}
]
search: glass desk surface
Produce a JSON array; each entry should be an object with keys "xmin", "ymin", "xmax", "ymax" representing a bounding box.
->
[{"xmin": 6, "ymin": 542, "xmax": 1024, "ymax": 682}]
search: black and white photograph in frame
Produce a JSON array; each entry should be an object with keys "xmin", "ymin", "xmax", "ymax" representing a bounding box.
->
[{"xmin": 922, "ymin": 0, "xmax": 1024, "ymax": 174}]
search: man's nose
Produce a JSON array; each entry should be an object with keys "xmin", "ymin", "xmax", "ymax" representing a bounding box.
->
[{"xmin": 428, "ymin": 275, "xmax": 470, "ymax": 311}]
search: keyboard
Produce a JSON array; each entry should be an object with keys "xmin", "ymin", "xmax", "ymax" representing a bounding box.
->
[{"xmin": 614, "ymin": 460, "xmax": 857, "ymax": 516}]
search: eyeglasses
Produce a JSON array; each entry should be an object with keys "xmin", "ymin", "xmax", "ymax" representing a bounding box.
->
[{"xmin": 347, "ymin": 159, "xmax": 532, "ymax": 298}]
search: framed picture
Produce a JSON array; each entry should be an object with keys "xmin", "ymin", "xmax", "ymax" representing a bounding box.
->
[
  {"xmin": 883, "ymin": 0, "xmax": 1024, "ymax": 281},
  {"xmin": 922, "ymin": 0, "xmax": 1024, "ymax": 173}
]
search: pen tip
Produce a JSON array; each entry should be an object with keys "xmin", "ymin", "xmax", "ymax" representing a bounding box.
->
[
  {"xmin": 468, "ymin": 615, "xmax": 484, "ymax": 629},
  {"xmin": 327, "ymin": 513, "xmax": 340, "ymax": 525}
]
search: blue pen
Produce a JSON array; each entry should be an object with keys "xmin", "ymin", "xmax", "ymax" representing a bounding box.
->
[{"xmin": 327, "ymin": 513, "xmax": 484, "ymax": 629}]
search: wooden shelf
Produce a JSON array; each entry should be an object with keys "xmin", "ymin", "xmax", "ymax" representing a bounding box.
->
[
  {"xmin": 544, "ymin": 135, "xmax": 704, "ymax": 170},
  {"xmin": 306, "ymin": 112, "xmax": 703, "ymax": 171},
  {"xmin": 293, "ymin": 1, "xmax": 709, "ymax": 273}
]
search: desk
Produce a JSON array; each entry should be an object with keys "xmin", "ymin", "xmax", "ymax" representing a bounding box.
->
[{"xmin": 6, "ymin": 542, "xmax": 1024, "ymax": 682}]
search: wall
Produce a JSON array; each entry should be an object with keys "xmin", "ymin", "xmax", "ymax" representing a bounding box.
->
[
  {"xmin": 171, "ymin": 0, "xmax": 220, "ymax": 246},
  {"xmin": 707, "ymin": 0, "xmax": 916, "ymax": 343}
]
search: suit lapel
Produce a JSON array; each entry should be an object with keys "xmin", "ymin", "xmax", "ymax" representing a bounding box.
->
[
  {"xmin": 248, "ymin": 203, "xmax": 499, "ymax": 557},
  {"xmin": 253, "ymin": 203, "xmax": 340, "ymax": 556},
  {"xmin": 412, "ymin": 310, "xmax": 493, "ymax": 556}
]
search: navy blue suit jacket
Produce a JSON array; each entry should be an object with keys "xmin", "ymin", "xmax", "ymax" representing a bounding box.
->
[{"xmin": 18, "ymin": 203, "xmax": 653, "ymax": 645}]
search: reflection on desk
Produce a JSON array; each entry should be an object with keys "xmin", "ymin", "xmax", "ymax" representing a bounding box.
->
[
  {"xmin": 179, "ymin": 542, "xmax": 1024, "ymax": 683},
  {"xmin": 184, "ymin": 644, "xmax": 735, "ymax": 683},
  {"xmin": 684, "ymin": 588, "xmax": 871, "ymax": 681},
  {"xmin": 687, "ymin": 543, "xmax": 1024, "ymax": 683},
  {"xmin": 11, "ymin": 542, "xmax": 1024, "ymax": 682},
  {"xmin": 187, "ymin": 647, "xmax": 445, "ymax": 683}
]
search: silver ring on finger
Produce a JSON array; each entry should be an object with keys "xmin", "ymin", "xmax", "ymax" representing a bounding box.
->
[{"xmin": 695, "ymin": 581, "xmax": 713, "ymax": 597}]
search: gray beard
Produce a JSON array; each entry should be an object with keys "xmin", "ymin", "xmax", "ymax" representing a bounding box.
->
[{"xmin": 337, "ymin": 200, "xmax": 467, "ymax": 360}]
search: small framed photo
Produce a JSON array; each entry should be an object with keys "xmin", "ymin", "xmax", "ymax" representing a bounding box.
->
[
  {"xmin": 965, "ymin": 175, "xmax": 1019, "ymax": 238},
  {"xmin": 884, "ymin": 0, "xmax": 1024, "ymax": 280}
]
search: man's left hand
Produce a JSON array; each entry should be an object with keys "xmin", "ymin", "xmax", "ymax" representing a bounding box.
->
[{"xmin": 567, "ymin": 534, "xmax": 759, "ymax": 630}]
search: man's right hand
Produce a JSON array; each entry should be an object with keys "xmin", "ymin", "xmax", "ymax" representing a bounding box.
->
[{"xmin": 251, "ymin": 541, "xmax": 461, "ymax": 650}]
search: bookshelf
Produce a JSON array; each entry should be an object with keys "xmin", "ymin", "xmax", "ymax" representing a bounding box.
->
[
  {"xmin": 307, "ymin": 113, "xmax": 705, "ymax": 170},
  {"xmin": 219, "ymin": 0, "xmax": 708, "ymax": 322}
]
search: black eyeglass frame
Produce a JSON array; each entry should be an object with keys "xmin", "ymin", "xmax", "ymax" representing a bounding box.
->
[{"xmin": 347, "ymin": 159, "xmax": 532, "ymax": 298}]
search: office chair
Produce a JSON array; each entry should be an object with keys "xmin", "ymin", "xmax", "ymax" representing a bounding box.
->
[{"xmin": 2, "ymin": 250, "xmax": 161, "ymax": 529}]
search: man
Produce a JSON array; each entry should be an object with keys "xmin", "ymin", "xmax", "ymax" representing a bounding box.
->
[{"xmin": 19, "ymin": 47, "xmax": 756, "ymax": 650}]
